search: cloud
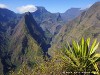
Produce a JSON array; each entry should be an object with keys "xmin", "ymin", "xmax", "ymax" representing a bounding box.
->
[
  {"xmin": 17, "ymin": 5, "xmax": 37, "ymax": 13},
  {"xmin": 0, "ymin": 3, "xmax": 7, "ymax": 8}
]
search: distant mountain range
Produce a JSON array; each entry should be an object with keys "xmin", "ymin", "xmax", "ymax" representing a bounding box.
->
[
  {"xmin": 0, "ymin": 2, "xmax": 100, "ymax": 75},
  {"xmin": 49, "ymin": 2, "xmax": 100, "ymax": 56},
  {"xmin": 61, "ymin": 8, "xmax": 83, "ymax": 21},
  {"xmin": 32, "ymin": 7, "xmax": 83, "ymax": 35}
]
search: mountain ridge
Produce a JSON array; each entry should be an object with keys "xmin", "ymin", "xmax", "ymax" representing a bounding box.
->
[
  {"xmin": 0, "ymin": 2, "xmax": 98, "ymax": 75},
  {"xmin": 50, "ymin": 2, "xmax": 100, "ymax": 56}
]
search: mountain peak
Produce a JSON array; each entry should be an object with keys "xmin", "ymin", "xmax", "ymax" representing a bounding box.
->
[
  {"xmin": 93, "ymin": 1, "xmax": 100, "ymax": 5},
  {"xmin": 23, "ymin": 12, "xmax": 39, "ymax": 28},
  {"xmin": 61, "ymin": 8, "xmax": 82, "ymax": 21},
  {"xmin": 64, "ymin": 8, "xmax": 81, "ymax": 13},
  {"xmin": 90, "ymin": 1, "xmax": 100, "ymax": 8},
  {"xmin": 13, "ymin": 11, "xmax": 50, "ymax": 53},
  {"xmin": 35, "ymin": 6, "xmax": 49, "ymax": 13},
  {"xmin": 57, "ymin": 13, "xmax": 63, "ymax": 21},
  {"xmin": 24, "ymin": 12, "xmax": 31, "ymax": 16},
  {"xmin": 37, "ymin": 6, "xmax": 47, "ymax": 11},
  {"xmin": 82, "ymin": 1, "xmax": 100, "ymax": 18},
  {"xmin": 24, "ymin": 12, "xmax": 34, "ymax": 21}
]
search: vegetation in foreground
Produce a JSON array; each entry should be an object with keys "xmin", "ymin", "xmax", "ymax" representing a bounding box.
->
[{"xmin": 9, "ymin": 38, "xmax": 100, "ymax": 75}]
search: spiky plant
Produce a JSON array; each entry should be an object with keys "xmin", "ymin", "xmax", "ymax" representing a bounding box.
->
[{"xmin": 61, "ymin": 37, "xmax": 100, "ymax": 74}]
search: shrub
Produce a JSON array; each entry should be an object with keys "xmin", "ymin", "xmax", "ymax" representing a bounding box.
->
[{"xmin": 61, "ymin": 37, "xmax": 100, "ymax": 75}]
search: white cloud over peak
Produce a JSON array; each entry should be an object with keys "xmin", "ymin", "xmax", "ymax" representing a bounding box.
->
[
  {"xmin": 17, "ymin": 5, "xmax": 37, "ymax": 13},
  {"xmin": 0, "ymin": 3, "xmax": 7, "ymax": 8}
]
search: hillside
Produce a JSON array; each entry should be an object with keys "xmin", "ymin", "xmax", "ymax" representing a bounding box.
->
[
  {"xmin": 0, "ymin": 12, "xmax": 50, "ymax": 75},
  {"xmin": 9, "ymin": 11, "xmax": 49, "ymax": 70},
  {"xmin": 0, "ymin": 2, "xmax": 99, "ymax": 75},
  {"xmin": 0, "ymin": 8, "xmax": 20, "ymax": 75},
  {"xmin": 50, "ymin": 2, "xmax": 100, "ymax": 55}
]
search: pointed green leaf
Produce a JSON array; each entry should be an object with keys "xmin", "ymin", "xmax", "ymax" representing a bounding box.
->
[
  {"xmin": 90, "ymin": 39, "xmax": 97, "ymax": 55},
  {"xmin": 90, "ymin": 42, "xmax": 99, "ymax": 56},
  {"xmin": 86, "ymin": 38, "xmax": 90, "ymax": 47}
]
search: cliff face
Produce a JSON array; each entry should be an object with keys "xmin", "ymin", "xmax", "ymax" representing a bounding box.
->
[{"xmin": 10, "ymin": 12, "xmax": 50, "ymax": 69}]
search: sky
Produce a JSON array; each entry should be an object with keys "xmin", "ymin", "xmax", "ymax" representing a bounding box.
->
[{"xmin": 0, "ymin": 0, "xmax": 100, "ymax": 13}]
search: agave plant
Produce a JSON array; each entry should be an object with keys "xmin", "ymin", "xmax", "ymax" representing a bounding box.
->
[{"xmin": 61, "ymin": 37, "xmax": 100, "ymax": 74}]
